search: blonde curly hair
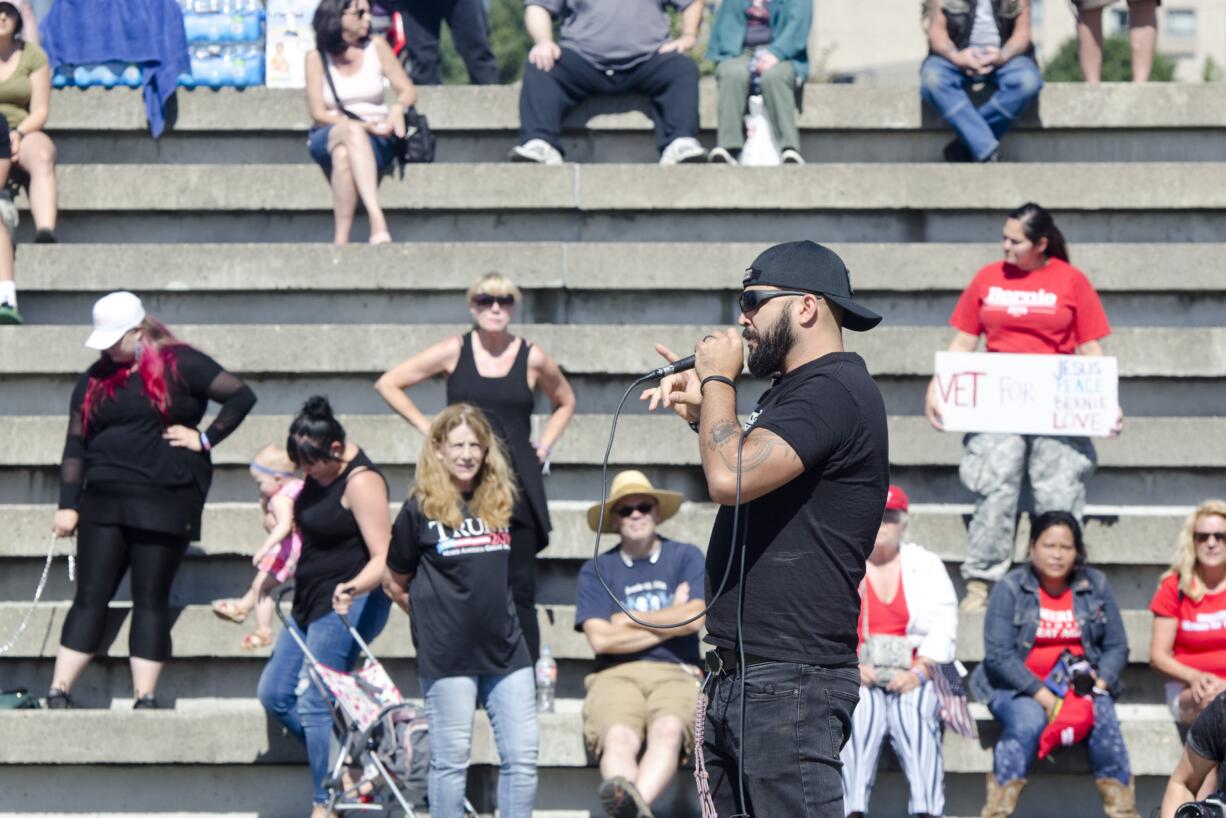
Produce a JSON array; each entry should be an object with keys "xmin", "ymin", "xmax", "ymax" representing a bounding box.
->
[
  {"xmin": 1160, "ymin": 499, "xmax": 1226, "ymax": 602},
  {"xmin": 411, "ymin": 403, "xmax": 517, "ymax": 531}
]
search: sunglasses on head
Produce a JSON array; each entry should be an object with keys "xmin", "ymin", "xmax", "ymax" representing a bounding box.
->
[
  {"xmin": 473, "ymin": 294, "xmax": 515, "ymax": 308},
  {"xmin": 1195, "ymin": 531, "xmax": 1226, "ymax": 544},
  {"xmin": 615, "ymin": 501, "xmax": 656, "ymax": 518},
  {"xmin": 738, "ymin": 289, "xmax": 812, "ymax": 314}
]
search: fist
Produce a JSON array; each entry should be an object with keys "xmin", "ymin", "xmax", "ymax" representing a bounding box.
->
[{"xmin": 694, "ymin": 328, "xmax": 744, "ymax": 382}]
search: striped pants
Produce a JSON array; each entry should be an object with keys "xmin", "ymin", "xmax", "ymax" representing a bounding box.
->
[{"xmin": 839, "ymin": 683, "xmax": 945, "ymax": 817}]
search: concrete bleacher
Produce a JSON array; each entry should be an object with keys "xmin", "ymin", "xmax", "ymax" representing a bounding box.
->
[{"xmin": 0, "ymin": 81, "xmax": 1223, "ymax": 817}]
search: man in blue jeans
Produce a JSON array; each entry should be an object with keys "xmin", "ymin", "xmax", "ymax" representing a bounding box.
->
[{"xmin": 920, "ymin": 0, "xmax": 1043, "ymax": 163}]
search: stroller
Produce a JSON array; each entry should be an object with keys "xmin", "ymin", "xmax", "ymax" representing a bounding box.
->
[{"xmin": 273, "ymin": 587, "xmax": 477, "ymax": 817}]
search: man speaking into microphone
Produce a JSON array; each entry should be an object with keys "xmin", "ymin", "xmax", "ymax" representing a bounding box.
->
[{"xmin": 643, "ymin": 240, "xmax": 889, "ymax": 817}]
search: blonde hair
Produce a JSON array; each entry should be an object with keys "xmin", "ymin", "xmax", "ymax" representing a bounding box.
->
[
  {"xmin": 252, "ymin": 444, "xmax": 295, "ymax": 475},
  {"xmin": 411, "ymin": 404, "xmax": 517, "ymax": 530},
  {"xmin": 1160, "ymin": 499, "xmax": 1226, "ymax": 601},
  {"xmin": 466, "ymin": 272, "xmax": 522, "ymax": 305}
]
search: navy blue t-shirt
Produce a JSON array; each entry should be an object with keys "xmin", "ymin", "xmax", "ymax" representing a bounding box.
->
[{"xmin": 575, "ymin": 537, "xmax": 705, "ymax": 670}]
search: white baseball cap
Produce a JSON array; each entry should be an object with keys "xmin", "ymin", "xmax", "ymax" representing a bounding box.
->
[{"xmin": 84, "ymin": 291, "xmax": 146, "ymax": 350}]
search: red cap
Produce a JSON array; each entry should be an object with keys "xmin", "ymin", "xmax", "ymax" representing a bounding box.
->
[{"xmin": 885, "ymin": 485, "xmax": 909, "ymax": 512}]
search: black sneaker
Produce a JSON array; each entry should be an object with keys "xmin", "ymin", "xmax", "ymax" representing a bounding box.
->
[
  {"xmin": 133, "ymin": 694, "xmax": 159, "ymax": 709},
  {"xmin": 598, "ymin": 776, "xmax": 654, "ymax": 818},
  {"xmin": 45, "ymin": 688, "xmax": 73, "ymax": 709},
  {"xmin": 942, "ymin": 138, "xmax": 974, "ymax": 163},
  {"xmin": 33, "ymin": 229, "xmax": 57, "ymax": 244}
]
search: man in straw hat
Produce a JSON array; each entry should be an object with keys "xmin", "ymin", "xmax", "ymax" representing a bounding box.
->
[
  {"xmin": 575, "ymin": 469, "xmax": 707, "ymax": 818},
  {"xmin": 642, "ymin": 240, "xmax": 890, "ymax": 817}
]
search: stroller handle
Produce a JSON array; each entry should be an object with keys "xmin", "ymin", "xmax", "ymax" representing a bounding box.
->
[{"xmin": 274, "ymin": 583, "xmax": 295, "ymax": 628}]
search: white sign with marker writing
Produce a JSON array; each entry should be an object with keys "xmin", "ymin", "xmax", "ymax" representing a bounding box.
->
[{"xmin": 933, "ymin": 352, "xmax": 1119, "ymax": 438}]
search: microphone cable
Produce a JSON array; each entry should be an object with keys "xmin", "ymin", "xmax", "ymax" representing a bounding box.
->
[{"xmin": 589, "ymin": 369, "xmax": 755, "ymax": 818}]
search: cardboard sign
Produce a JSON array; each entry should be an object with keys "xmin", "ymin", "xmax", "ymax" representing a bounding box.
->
[
  {"xmin": 266, "ymin": 0, "xmax": 320, "ymax": 88},
  {"xmin": 933, "ymin": 352, "xmax": 1119, "ymax": 438}
]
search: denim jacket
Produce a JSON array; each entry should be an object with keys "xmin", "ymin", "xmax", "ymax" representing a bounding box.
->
[{"xmin": 970, "ymin": 564, "xmax": 1129, "ymax": 702}]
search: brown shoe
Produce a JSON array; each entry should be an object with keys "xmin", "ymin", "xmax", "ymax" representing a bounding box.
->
[
  {"xmin": 599, "ymin": 776, "xmax": 654, "ymax": 818},
  {"xmin": 1096, "ymin": 777, "xmax": 1141, "ymax": 818},
  {"xmin": 961, "ymin": 579, "xmax": 991, "ymax": 613},
  {"xmin": 980, "ymin": 773, "xmax": 1026, "ymax": 818}
]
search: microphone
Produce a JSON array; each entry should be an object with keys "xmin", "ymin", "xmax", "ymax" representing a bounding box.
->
[{"xmin": 645, "ymin": 354, "xmax": 696, "ymax": 380}]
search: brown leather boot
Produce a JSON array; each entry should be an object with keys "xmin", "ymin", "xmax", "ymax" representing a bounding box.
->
[
  {"xmin": 1096, "ymin": 777, "xmax": 1142, "ymax": 818},
  {"xmin": 980, "ymin": 773, "xmax": 1026, "ymax": 818}
]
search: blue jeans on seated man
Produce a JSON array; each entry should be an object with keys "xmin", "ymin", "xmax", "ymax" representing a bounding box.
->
[
  {"xmin": 257, "ymin": 591, "xmax": 391, "ymax": 806},
  {"xmin": 988, "ymin": 690, "xmax": 1131, "ymax": 784},
  {"xmin": 919, "ymin": 54, "xmax": 1043, "ymax": 161},
  {"xmin": 421, "ymin": 667, "xmax": 539, "ymax": 818}
]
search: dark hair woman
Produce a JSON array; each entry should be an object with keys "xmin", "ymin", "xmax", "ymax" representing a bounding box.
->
[
  {"xmin": 257, "ymin": 396, "xmax": 392, "ymax": 818},
  {"xmin": 305, "ymin": 0, "xmax": 416, "ymax": 244},
  {"xmin": 970, "ymin": 512, "xmax": 1137, "ymax": 818},
  {"xmin": 375, "ymin": 272, "xmax": 576, "ymax": 660},
  {"xmin": 47, "ymin": 291, "xmax": 256, "ymax": 708},
  {"xmin": 925, "ymin": 202, "xmax": 1122, "ymax": 613}
]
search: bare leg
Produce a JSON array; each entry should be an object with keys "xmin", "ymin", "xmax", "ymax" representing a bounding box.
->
[
  {"xmin": 327, "ymin": 142, "xmax": 357, "ymax": 245},
  {"xmin": 634, "ymin": 716, "xmax": 684, "ymax": 804},
  {"xmin": 15, "ymin": 132, "xmax": 57, "ymax": 232},
  {"xmin": 130, "ymin": 656, "xmax": 164, "ymax": 700},
  {"xmin": 1129, "ymin": 0, "xmax": 1158, "ymax": 82},
  {"xmin": 252, "ymin": 573, "xmax": 278, "ymax": 637},
  {"xmin": 334, "ymin": 120, "xmax": 389, "ymax": 241},
  {"xmin": 1076, "ymin": 7, "xmax": 1105, "ymax": 83},
  {"xmin": 50, "ymin": 645, "xmax": 93, "ymax": 693},
  {"xmin": 0, "ymin": 156, "xmax": 13, "ymax": 289},
  {"xmin": 599, "ymin": 724, "xmax": 642, "ymax": 784}
]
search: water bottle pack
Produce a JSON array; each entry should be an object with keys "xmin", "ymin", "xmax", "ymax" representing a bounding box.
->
[
  {"xmin": 181, "ymin": 0, "xmax": 266, "ymax": 44},
  {"xmin": 179, "ymin": 44, "xmax": 266, "ymax": 89},
  {"xmin": 178, "ymin": 0, "xmax": 267, "ymax": 88},
  {"xmin": 52, "ymin": 63, "xmax": 143, "ymax": 89}
]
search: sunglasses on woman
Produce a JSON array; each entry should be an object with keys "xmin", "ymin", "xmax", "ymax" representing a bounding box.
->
[
  {"xmin": 738, "ymin": 289, "xmax": 811, "ymax": 314},
  {"xmin": 473, "ymin": 294, "xmax": 515, "ymax": 308},
  {"xmin": 615, "ymin": 501, "xmax": 656, "ymax": 518},
  {"xmin": 1195, "ymin": 531, "xmax": 1226, "ymax": 544}
]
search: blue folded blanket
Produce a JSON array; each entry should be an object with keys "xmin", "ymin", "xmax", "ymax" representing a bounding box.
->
[{"xmin": 39, "ymin": 0, "xmax": 190, "ymax": 137}]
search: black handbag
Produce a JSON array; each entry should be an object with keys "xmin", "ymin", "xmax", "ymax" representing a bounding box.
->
[{"xmin": 319, "ymin": 48, "xmax": 436, "ymax": 174}]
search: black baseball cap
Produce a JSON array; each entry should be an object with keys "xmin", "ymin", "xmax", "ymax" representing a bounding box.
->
[
  {"xmin": 0, "ymin": 2, "xmax": 22, "ymax": 35},
  {"xmin": 742, "ymin": 240, "xmax": 882, "ymax": 332}
]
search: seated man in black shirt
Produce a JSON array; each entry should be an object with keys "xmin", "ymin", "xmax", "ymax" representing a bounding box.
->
[
  {"xmin": 575, "ymin": 470, "xmax": 706, "ymax": 818},
  {"xmin": 1161, "ymin": 691, "xmax": 1226, "ymax": 818},
  {"xmin": 643, "ymin": 240, "xmax": 888, "ymax": 817}
]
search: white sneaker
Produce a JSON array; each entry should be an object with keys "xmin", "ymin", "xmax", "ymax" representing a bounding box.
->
[
  {"xmin": 659, "ymin": 137, "xmax": 706, "ymax": 165},
  {"xmin": 780, "ymin": 148, "xmax": 805, "ymax": 165},
  {"xmin": 0, "ymin": 192, "xmax": 18, "ymax": 235},
  {"xmin": 708, "ymin": 147, "xmax": 738, "ymax": 165},
  {"xmin": 509, "ymin": 139, "xmax": 563, "ymax": 165}
]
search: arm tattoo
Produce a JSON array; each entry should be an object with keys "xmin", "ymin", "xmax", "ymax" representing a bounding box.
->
[
  {"xmin": 705, "ymin": 420, "xmax": 741, "ymax": 453},
  {"xmin": 706, "ymin": 420, "xmax": 798, "ymax": 474}
]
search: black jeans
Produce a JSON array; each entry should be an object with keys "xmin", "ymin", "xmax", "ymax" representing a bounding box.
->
[
  {"xmin": 518, "ymin": 47, "xmax": 700, "ymax": 155},
  {"xmin": 704, "ymin": 660, "xmax": 860, "ymax": 817},
  {"xmin": 399, "ymin": 0, "xmax": 499, "ymax": 85}
]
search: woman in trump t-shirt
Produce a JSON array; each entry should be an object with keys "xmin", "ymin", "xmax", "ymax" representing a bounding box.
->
[{"xmin": 924, "ymin": 202, "xmax": 1121, "ymax": 614}]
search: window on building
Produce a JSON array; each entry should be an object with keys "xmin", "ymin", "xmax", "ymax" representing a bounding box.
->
[
  {"xmin": 1166, "ymin": 9, "xmax": 1197, "ymax": 38},
  {"xmin": 1105, "ymin": 8, "xmax": 1129, "ymax": 36},
  {"xmin": 1031, "ymin": 0, "xmax": 1044, "ymax": 30}
]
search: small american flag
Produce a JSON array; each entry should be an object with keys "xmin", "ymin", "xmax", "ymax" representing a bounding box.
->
[{"xmin": 933, "ymin": 661, "xmax": 978, "ymax": 740}]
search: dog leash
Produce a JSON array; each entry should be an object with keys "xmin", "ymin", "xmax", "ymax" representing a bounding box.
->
[{"xmin": 0, "ymin": 533, "xmax": 74, "ymax": 656}]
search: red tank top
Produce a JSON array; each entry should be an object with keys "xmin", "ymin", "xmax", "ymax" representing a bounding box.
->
[{"xmin": 858, "ymin": 574, "xmax": 910, "ymax": 644}]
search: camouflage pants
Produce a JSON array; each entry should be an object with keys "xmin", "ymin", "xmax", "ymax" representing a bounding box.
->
[{"xmin": 959, "ymin": 433, "xmax": 1097, "ymax": 582}]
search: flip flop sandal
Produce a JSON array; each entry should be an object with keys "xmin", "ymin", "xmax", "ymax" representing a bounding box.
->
[
  {"xmin": 241, "ymin": 631, "xmax": 273, "ymax": 650},
  {"xmin": 212, "ymin": 599, "xmax": 248, "ymax": 624}
]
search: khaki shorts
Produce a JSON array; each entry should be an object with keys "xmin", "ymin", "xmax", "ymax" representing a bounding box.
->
[{"xmin": 582, "ymin": 660, "xmax": 701, "ymax": 762}]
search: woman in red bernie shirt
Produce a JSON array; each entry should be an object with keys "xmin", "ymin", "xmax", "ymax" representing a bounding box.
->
[
  {"xmin": 924, "ymin": 202, "xmax": 1123, "ymax": 613},
  {"xmin": 1150, "ymin": 500, "xmax": 1226, "ymax": 725}
]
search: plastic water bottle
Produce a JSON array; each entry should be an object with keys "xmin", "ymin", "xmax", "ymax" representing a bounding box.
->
[{"xmin": 534, "ymin": 646, "xmax": 556, "ymax": 713}]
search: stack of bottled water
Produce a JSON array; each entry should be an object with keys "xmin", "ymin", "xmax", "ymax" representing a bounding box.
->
[
  {"xmin": 177, "ymin": 0, "xmax": 267, "ymax": 89},
  {"xmin": 52, "ymin": 62, "xmax": 144, "ymax": 89}
]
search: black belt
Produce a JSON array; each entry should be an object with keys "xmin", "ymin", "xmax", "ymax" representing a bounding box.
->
[{"xmin": 706, "ymin": 647, "xmax": 775, "ymax": 676}]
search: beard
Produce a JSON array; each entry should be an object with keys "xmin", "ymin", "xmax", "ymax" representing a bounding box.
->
[{"xmin": 744, "ymin": 311, "xmax": 797, "ymax": 378}]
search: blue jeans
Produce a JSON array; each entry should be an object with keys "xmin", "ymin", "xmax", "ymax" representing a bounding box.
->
[
  {"xmin": 257, "ymin": 592, "xmax": 391, "ymax": 806},
  {"xmin": 988, "ymin": 691, "xmax": 1131, "ymax": 784},
  {"xmin": 703, "ymin": 661, "xmax": 861, "ymax": 817},
  {"xmin": 421, "ymin": 667, "xmax": 539, "ymax": 818},
  {"xmin": 919, "ymin": 54, "xmax": 1043, "ymax": 161}
]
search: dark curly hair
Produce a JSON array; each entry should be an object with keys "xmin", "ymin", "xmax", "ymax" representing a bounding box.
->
[
  {"xmin": 1029, "ymin": 509, "xmax": 1087, "ymax": 569},
  {"xmin": 312, "ymin": 0, "xmax": 365, "ymax": 55}
]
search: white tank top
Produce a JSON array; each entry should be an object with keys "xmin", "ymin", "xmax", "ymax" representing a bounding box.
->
[{"xmin": 322, "ymin": 41, "xmax": 388, "ymax": 123}]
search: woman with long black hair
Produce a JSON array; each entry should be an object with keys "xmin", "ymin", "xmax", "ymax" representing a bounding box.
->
[{"xmin": 48, "ymin": 291, "xmax": 256, "ymax": 708}]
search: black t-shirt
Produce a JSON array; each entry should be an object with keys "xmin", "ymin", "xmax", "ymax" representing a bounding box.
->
[
  {"xmin": 1188, "ymin": 691, "xmax": 1226, "ymax": 786},
  {"xmin": 704, "ymin": 352, "xmax": 889, "ymax": 667},
  {"xmin": 388, "ymin": 496, "xmax": 531, "ymax": 679}
]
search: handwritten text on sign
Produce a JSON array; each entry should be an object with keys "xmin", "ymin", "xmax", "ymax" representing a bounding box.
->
[{"xmin": 934, "ymin": 352, "xmax": 1119, "ymax": 438}]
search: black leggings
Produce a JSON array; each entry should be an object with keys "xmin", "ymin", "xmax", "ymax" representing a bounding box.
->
[
  {"xmin": 509, "ymin": 519, "xmax": 540, "ymax": 662},
  {"xmin": 60, "ymin": 524, "xmax": 189, "ymax": 662}
]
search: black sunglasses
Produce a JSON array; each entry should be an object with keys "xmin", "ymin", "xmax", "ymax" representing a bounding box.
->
[
  {"xmin": 1195, "ymin": 532, "xmax": 1226, "ymax": 544},
  {"xmin": 473, "ymin": 294, "xmax": 515, "ymax": 308},
  {"xmin": 739, "ymin": 289, "xmax": 811, "ymax": 314},
  {"xmin": 615, "ymin": 501, "xmax": 656, "ymax": 518}
]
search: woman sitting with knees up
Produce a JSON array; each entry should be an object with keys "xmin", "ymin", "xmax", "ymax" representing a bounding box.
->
[
  {"xmin": 305, "ymin": 0, "xmax": 416, "ymax": 245},
  {"xmin": 384, "ymin": 404, "xmax": 538, "ymax": 818},
  {"xmin": 1150, "ymin": 500, "xmax": 1226, "ymax": 727},
  {"xmin": 841, "ymin": 484, "xmax": 958, "ymax": 818},
  {"xmin": 970, "ymin": 511, "xmax": 1136, "ymax": 818}
]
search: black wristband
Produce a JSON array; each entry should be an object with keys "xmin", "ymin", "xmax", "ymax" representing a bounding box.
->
[{"xmin": 700, "ymin": 375, "xmax": 737, "ymax": 393}]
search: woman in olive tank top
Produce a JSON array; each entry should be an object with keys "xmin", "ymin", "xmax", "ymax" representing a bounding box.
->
[{"xmin": 375, "ymin": 273, "xmax": 575, "ymax": 658}]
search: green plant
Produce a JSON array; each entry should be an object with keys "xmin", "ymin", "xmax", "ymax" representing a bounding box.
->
[
  {"xmin": 438, "ymin": 0, "xmax": 534, "ymax": 84},
  {"xmin": 1205, "ymin": 56, "xmax": 1224, "ymax": 83},
  {"xmin": 1043, "ymin": 33, "xmax": 1176, "ymax": 82}
]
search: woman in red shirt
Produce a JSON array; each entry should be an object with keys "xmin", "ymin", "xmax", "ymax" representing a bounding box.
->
[
  {"xmin": 1150, "ymin": 499, "xmax": 1226, "ymax": 725},
  {"xmin": 925, "ymin": 202, "xmax": 1122, "ymax": 613}
]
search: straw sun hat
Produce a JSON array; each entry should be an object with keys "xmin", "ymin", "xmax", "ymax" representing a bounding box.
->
[{"xmin": 586, "ymin": 470, "xmax": 684, "ymax": 534}]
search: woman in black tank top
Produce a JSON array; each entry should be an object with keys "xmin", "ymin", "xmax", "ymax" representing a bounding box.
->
[
  {"xmin": 375, "ymin": 273, "xmax": 575, "ymax": 658},
  {"xmin": 257, "ymin": 397, "xmax": 392, "ymax": 817}
]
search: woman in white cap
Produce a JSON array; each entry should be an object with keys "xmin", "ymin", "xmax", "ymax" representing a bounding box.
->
[{"xmin": 46, "ymin": 291, "xmax": 257, "ymax": 708}]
